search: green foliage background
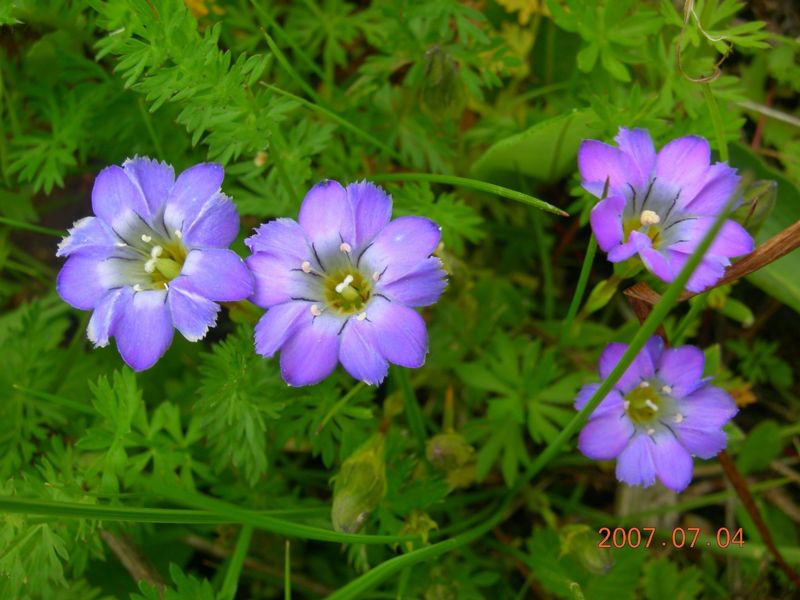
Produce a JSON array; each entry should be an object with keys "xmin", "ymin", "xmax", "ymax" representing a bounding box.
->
[{"xmin": 1, "ymin": 0, "xmax": 799, "ymax": 598}]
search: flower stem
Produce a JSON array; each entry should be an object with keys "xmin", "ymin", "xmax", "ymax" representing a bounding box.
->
[
  {"xmin": 0, "ymin": 216, "xmax": 62, "ymax": 237},
  {"xmin": 702, "ymin": 83, "xmax": 729, "ymax": 163},
  {"xmin": 219, "ymin": 525, "xmax": 253, "ymax": 600},
  {"xmin": 393, "ymin": 366, "xmax": 427, "ymax": 457},
  {"xmin": 369, "ymin": 172, "xmax": 568, "ymax": 217},
  {"xmin": 672, "ymin": 292, "xmax": 708, "ymax": 345},
  {"xmin": 556, "ymin": 235, "xmax": 597, "ymax": 349}
]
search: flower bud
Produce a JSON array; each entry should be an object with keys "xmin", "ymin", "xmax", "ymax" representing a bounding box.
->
[
  {"xmin": 732, "ymin": 179, "xmax": 776, "ymax": 236},
  {"xmin": 331, "ymin": 434, "xmax": 386, "ymax": 533},
  {"xmin": 419, "ymin": 46, "xmax": 465, "ymax": 118},
  {"xmin": 559, "ymin": 524, "xmax": 614, "ymax": 575},
  {"xmin": 426, "ymin": 432, "xmax": 474, "ymax": 471}
]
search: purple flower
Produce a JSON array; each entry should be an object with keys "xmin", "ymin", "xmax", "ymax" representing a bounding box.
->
[
  {"xmin": 246, "ymin": 180, "xmax": 446, "ymax": 387},
  {"xmin": 56, "ymin": 157, "xmax": 253, "ymax": 371},
  {"xmin": 579, "ymin": 128, "xmax": 754, "ymax": 292},
  {"xmin": 575, "ymin": 336, "xmax": 737, "ymax": 492}
]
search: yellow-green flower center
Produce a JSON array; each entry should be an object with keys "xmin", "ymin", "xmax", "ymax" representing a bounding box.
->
[
  {"xmin": 624, "ymin": 382, "xmax": 666, "ymax": 425},
  {"xmin": 324, "ymin": 268, "xmax": 373, "ymax": 315},
  {"xmin": 142, "ymin": 238, "xmax": 188, "ymax": 289}
]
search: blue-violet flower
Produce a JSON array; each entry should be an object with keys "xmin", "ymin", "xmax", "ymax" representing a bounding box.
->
[
  {"xmin": 57, "ymin": 157, "xmax": 254, "ymax": 371},
  {"xmin": 575, "ymin": 336, "xmax": 738, "ymax": 492},
  {"xmin": 246, "ymin": 180, "xmax": 447, "ymax": 386},
  {"xmin": 579, "ymin": 128, "xmax": 754, "ymax": 292}
]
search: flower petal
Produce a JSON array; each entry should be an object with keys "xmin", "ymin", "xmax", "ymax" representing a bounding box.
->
[
  {"xmin": 639, "ymin": 247, "xmax": 674, "ymax": 283},
  {"xmin": 57, "ymin": 217, "xmax": 118, "ymax": 258},
  {"xmin": 672, "ymin": 425, "xmax": 727, "ymax": 460},
  {"xmin": 377, "ymin": 257, "xmax": 447, "ymax": 307},
  {"xmin": 114, "ymin": 289, "xmax": 174, "ymax": 371},
  {"xmin": 339, "ymin": 318, "xmax": 389, "ymax": 385},
  {"xmin": 367, "ymin": 299, "xmax": 428, "ymax": 368},
  {"xmin": 163, "ymin": 163, "xmax": 224, "ymax": 232},
  {"xmin": 279, "ymin": 312, "xmax": 342, "ymax": 386},
  {"xmin": 57, "ymin": 255, "xmax": 113, "ymax": 310},
  {"xmin": 683, "ymin": 162, "xmax": 740, "ymax": 215},
  {"xmin": 654, "ymin": 136, "xmax": 710, "ymax": 192},
  {"xmin": 657, "ymin": 346, "xmax": 705, "ymax": 397},
  {"xmin": 91, "ymin": 165, "xmax": 151, "ymax": 238},
  {"xmin": 598, "ymin": 338, "xmax": 660, "ymax": 392},
  {"xmin": 659, "ymin": 250, "xmax": 726, "ymax": 293},
  {"xmin": 254, "ymin": 301, "xmax": 309, "ymax": 358},
  {"xmin": 614, "ymin": 128, "xmax": 656, "ymax": 185},
  {"xmin": 181, "ymin": 192, "xmax": 240, "ymax": 248},
  {"xmin": 615, "ymin": 433, "xmax": 657, "ymax": 487},
  {"xmin": 578, "ymin": 411, "xmax": 634, "ymax": 460},
  {"xmin": 245, "ymin": 218, "xmax": 311, "ymax": 264},
  {"xmin": 360, "ymin": 216, "xmax": 441, "ymax": 284},
  {"xmin": 574, "ymin": 384, "xmax": 625, "ymax": 418},
  {"xmin": 181, "ymin": 248, "xmax": 254, "ymax": 302},
  {"xmin": 590, "ymin": 194, "xmax": 625, "ymax": 252},
  {"xmin": 122, "ymin": 157, "xmax": 175, "ymax": 215},
  {"xmin": 246, "ymin": 253, "xmax": 317, "ymax": 308},
  {"xmin": 347, "ymin": 181, "xmax": 392, "ymax": 247},
  {"xmin": 167, "ymin": 278, "xmax": 220, "ymax": 342},
  {"xmin": 298, "ymin": 180, "xmax": 354, "ymax": 252},
  {"xmin": 578, "ymin": 140, "xmax": 636, "ymax": 194},
  {"xmin": 651, "ymin": 431, "xmax": 693, "ymax": 492},
  {"xmin": 87, "ymin": 287, "xmax": 129, "ymax": 347},
  {"xmin": 677, "ymin": 384, "xmax": 738, "ymax": 430}
]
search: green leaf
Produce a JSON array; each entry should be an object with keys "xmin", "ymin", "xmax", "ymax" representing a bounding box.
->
[
  {"xmin": 735, "ymin": 420, "xmax": 785, "ymax": 475},
  {"xmin": 643, "ymin": 559, "xmax": 702, "ymax": 600},
  {"xmin": 471, "ymin": 110, "xmax": 602, "ymax": 184}
]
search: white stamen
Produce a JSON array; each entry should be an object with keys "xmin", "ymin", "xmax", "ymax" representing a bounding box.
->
[
  {"xmin": 339, "ymin": 242, "xmax": 352, "ymax": 253},
  {"xmin": 174, "ymin": 230, "xmax": 183, "ymax": 239},
  {"xmin": 150, "ymin": 245, "xmax": 163, "ymax": 258},
  {"xmin": 646, "ymin": 428, "xmax": 656, "ymax": 436},
  {"xmin": 639, "ymin": 381, "xmax": 650, "ymax": 388},
  {"xmin": 301, "ymin": 261, "xmax": 312, "ymax": 273},
  {"xmin": 661, "ymin": 385, "xmax": 673, "ymax": 394},
  {"xmin": 115, "ymin": 242, "xmax": 128, "ymax": 248},
  {"xmin": 310, "ymin": 304, "xmax": 322, "ymax": 317},
  {"xmin": 640, "ymin": 210, "xmax": 661, "ymax": 226},
  {"xmin": 141, "ymin": 234, "xmax": 152, "ymax": 243},
  {"xmin": 144, "ymin": 259, "xmax": 156, "ymax": 273},
  {"xmin": 644, "ymin": 399, "xmax": 659, "ymax": 412},
  {"xmin": 372, "ymin": 271, "xmax": 381, "ymax": 282},
  {"xmin": 133, "ymin": 284, "xmax": 143, "ymax": 292},
  {"xmin": 335, "ymin": 274, "xmax": 354, "ymax": 293},
  {"xmin": 623, "ymin": 400, "xmax": 630, "ymax": 410},
  {"xmin": 674, "ymin": 413, "xmax": 684, "ymax": 423},
  {"xmin": 356, "ymin": 312, "xmax": 367, "ymax": 321},
  {"xmin": 163, "ymin": 282, "xmax": 169, "ymax": 290}
]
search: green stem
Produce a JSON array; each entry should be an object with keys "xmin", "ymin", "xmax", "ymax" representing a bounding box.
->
[
  {"xmin": 150, "ymin": 482, "xmax": 417, "ymax": 545},
  {"xmin": 531, "ymin": 210, "xmax": 554, "ymax": 320},
  {"xmin": 0, "ymin": 216, "xmax": 62, "ymax": 237},
  {"xmin": 219, "ymin": 525, "xmax": 254, "ymax": 600},
  {"xmin": 0, "ymin": 496, "xmax": 322, "ymax": 524},
  {"xmin": 702, "ymin": 83, "xmax": 729, "ymax": 163},
  {"xmin": 260, "ymin": 28, "xmax": 325, "ymax": 107},
  {"xmin": 263, "ymin": 84, "xmax": 403, "ymax": 162},
  {"xmin": 250, "ymin": 0, "xmax": 325, "ymax": 81},
  {"xmin": 268, "ymin": 125, "xmax": 302, "ymax": 203},
  {"xmin": 12, "ymin": 385, "xmax": 95, "ymax": 416},
  {"xmin": 556, "ymin": 235, "xmax": 597, "ymax": 349},
  {"xmin": 394, "ymin": 367, "xmax": 427, "ymax": 457},
  {"xmin": 316, "ymin": 382, "xmax": 365, "ymax": 434},
  {"xmin": 672, "ymin": 293, "xmax": 708, "ymax": 345},
  {"xmin": 369, "ymin": 173, "xmax": 568, "ymax": 217},
  {"xmin": 326, "ymin": 502, "xmax": 509, "ymax": 600},
  {"xmin": 284, "ymin": 540, "xmax": 291, "ymax": 600},
  {"xmin": 138, "ymin": 97, "xmax": 164, "ymax": 157},
  {"xmin": 521, "ymin": 195, "xmax": 737, "ymax": 485}
]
